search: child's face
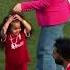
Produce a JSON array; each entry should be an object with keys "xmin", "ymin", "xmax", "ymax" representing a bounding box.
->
[{"xmin": 11, "ymin": 21, "xmax": 21, "ymax": 35}]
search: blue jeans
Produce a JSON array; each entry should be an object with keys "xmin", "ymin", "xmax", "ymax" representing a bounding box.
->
[{"xmin": 37, "ymin": 24, "xmax": 64, "ymax": 70}]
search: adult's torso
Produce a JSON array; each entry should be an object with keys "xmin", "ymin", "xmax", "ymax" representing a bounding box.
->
[{"xmin": 35, "ymin": 0, "xmax": 70, "ymax": 26}]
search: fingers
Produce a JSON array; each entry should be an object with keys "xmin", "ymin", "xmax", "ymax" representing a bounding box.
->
[
  {"xmin": 8, "ymin": 15, "xmax": 18, "ymax": 21},
  {"xmin": 14, "ymin": 14, "xmax": 21, "ymax": 19},
  {"xmin": 13, "ymin": 14, "xmax": 23, "ymax": 21},
  {"xmin": 6, "ymin": 16, "xmax": 14, "ymax": 23},
  {"xmin": 8, "ymin": 15, "xmax": 14, "ymax": 20},
  {"xmin": 13, "ymin": 3, "xmax": 22, "ymax": 13}
]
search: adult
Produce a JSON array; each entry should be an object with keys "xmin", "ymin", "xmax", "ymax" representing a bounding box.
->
[{"xmin": 13, "ymin": 0, "xmax": 70, "ymax": 70}]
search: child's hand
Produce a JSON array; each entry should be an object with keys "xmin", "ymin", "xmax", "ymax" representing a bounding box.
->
[
  {"xmin": 7, "ymin": 15, "xmax": 14, "ymax": 23},
  {"xmin": 14, "ymin": 14, "xmax": 23, "ymax": 22}
]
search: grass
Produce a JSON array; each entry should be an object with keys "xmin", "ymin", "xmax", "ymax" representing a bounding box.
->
[{"xmin": 0, "ymin": 0, "xmax": 70, "ymax": 70}]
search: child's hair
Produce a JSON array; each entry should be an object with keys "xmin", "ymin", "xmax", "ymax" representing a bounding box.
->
[
  {"xmin": 0, "ymin": 16, "xmax": 9, "ymax": 48},
  {"xmin": 54, "ymin": 38, "xmax": 70, "ymax": 60},
  {"xmin": 1, "ymin": 14, "xmax": 25, "ymax": 33}
]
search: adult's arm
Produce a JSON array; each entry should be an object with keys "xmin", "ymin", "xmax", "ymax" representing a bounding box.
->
[
  {"xmin": 21, "ymin": 0, "xmax": 51, "ymax": 11},
  {"xmin": 13, "ymin": 0, "xmax": 51, "ymax": 12}
]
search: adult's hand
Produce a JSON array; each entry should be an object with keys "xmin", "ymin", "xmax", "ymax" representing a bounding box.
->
[{"xmin": 13, "ymin": 3, "xmax": 22, "ymax": 13}]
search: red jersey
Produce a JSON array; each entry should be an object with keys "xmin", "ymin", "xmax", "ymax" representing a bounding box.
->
[{"xmin": 4, "ymin": 31, "xmax": 31, "ymax": 64}]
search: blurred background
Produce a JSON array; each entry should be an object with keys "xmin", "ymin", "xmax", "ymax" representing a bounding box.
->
[{"xmin": 0, "ymin": 0, "xmax": 70, "ymax": 70}]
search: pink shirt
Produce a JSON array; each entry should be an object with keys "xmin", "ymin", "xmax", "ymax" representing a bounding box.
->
[{"xmin": 21, "ymin": 0, "xmax": 70, "ymax": 27}]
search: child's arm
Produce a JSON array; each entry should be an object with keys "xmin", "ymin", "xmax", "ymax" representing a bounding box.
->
[
  {"xmin": 14, "ymin": 14, "xmax": 31, "ymax": 32},
  {"xmin": 0, "ymin": 16, "xmax": 14, "ymax": 40},
  {"xmin": 14, "ymin": 14, "xmax": 31, "ymax": 37},
  {"xmin": 21, "ymin": 19, "xmax": 31, "ymax": 32},
  {"xmin": 22, "ymin": 20, "xmax": 31, "ymax": 37}
]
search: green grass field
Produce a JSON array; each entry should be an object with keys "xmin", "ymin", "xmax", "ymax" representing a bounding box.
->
[{"xmin": 0, "ymin": 0, "xmax": 70, "ymax": 70}]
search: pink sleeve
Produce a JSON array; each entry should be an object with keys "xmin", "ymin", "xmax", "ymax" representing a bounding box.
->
[
  {"xmin": 68, "ymin": 2, "xmax": 70, "ymax": 18},
  {"xmin": 67, "ymin": 0, "xmax": 70, "ymax": 12},
  {"xmin": 21, "ymin": 0, "xmax": 51, "ymax": 11}
]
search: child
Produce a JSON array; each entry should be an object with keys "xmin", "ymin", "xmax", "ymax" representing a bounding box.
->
[
  {"xmin": 53, "ymin": 38, "xmax": 70, "ymax": 70},
  {"xmin": 0, "ymin": 14, "xmax": 31, "ymax": 70},
  {"xmin": 13, "ymin": 0, "xmax": 70, "ymax": 70}
]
